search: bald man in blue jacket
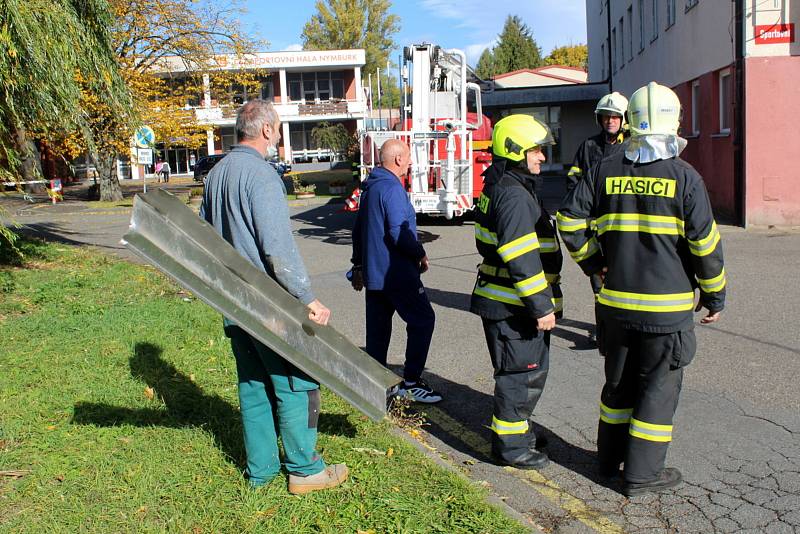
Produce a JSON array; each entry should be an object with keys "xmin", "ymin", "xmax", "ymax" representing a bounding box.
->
[{"xmin": 350, "ymin": 139, "xmax": 442, "ymax": 404}]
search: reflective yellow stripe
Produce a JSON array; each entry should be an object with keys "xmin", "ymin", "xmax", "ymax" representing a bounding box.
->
[
  {"xmin": 539, "ymin": 237, "xmax": 558, "ymax": 253},
  {"xmin": 479, "ymin": 264, "xmax": 509, "ymax": 278},
  {"xmin": 514, "ymin": 271, "xmax": 548, "ymax": 297},
  {"xmin": 552, "ymin": 297, "xmax": 563, "ymax": 313},
  {"xmin": 598, "ymin": 288, "xmax": 695, "ymax": 312},
  {"xmin": 491, "ymin": 416, "xmax": 529, "ymax": 435},
  {"xmin": 629, "ymin": 418, "xmax": 673, "ymax": 442},
  {"xmin": 595, "ymin": 213, "xmax": 685, "ymax": 236},
  {"xmin": 497, "ymin": 232, "xmax": 540, "ymax": 262},
  {"xmin": 475, "ymin": 223, "xmax": 498, "ymax": 245},
  {"xmin": 473, "ymin": 283, "xmax": 524, "ymax": 306},
  {"xmin": 473, "ymin": 140, "xmax": 492, "ymax": 150},
  {"xmin": 568, "ymin": 165, "xmax": 583, "ymax": 176},
  {"xmin": 569, "ymin": 237, "xmax": 600, "ymax": 262},
  {"xmin": 688, "ymin": 221, "xmax": 720, "ymax": 257},
  {"xmin": 599, "ymin": 402, "xmax": 633, "ymax": 425},
  {"xmin": 556, "ymin": 212, "xmax": 588, "ymax": 232},
  {"xmin": 480, "ymin": 265, "xmax": 560, "ymax": 284},
  {"xmin": 698, "ymin": 268, "xmax": 726, "ymax": 293},
  {"xmin": 545, "ymin": 273, "xmax": 561, "ymax": 284}
]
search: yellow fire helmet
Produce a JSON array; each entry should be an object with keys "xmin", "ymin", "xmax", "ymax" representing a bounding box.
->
[
  {"xmin": 627, "ymin": 81, "xmax": 682, "ymax": 137},
  {"xmin": 491, "ymin": 114, "xmax": 555, "ymax": 162},
  {"xmin": 595, "ymin": 91, "xmax": 628, "ymax": 123}
]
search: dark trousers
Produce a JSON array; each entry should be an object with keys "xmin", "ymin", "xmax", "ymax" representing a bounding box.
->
[
  {"xmin": 365, "ymin": 282, "xmax": 435, "ymax": 382},
  {"xmin": 597, "ymin": 321, "xmax": 696, "ymax": 483},
  {"xmin": 482, "ymin": 315, "xmax": 550, "ymax": 463}
]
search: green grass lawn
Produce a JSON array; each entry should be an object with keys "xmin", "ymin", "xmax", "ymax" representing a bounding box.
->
[{"xmin": 0, "ymin": 239, "xmax": 527, "ymax": 533}]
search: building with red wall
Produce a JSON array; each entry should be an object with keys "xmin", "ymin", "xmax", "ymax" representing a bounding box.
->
[{"xmin": 586, "ymin": 0, "xmax": 799, "ymax": 226}]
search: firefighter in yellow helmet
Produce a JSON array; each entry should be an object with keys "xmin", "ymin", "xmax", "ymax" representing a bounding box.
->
[
  {"xmin": 557, "ymin": 82, "xmax": 726, "ymax": 496},
  {"xmin": 470, "ymin": 114, "xmax": 563, "ymax": 469}
]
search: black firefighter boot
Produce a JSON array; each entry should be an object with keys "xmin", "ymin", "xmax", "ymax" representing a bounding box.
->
[{"xmin": 622, "ymin": 467, "xmax": 683, "ymax": 497}]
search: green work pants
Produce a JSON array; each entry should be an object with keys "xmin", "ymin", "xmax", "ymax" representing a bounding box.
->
[{"xmin": 227, "ymin": 326, "xmax": 325, "ymax": 487}]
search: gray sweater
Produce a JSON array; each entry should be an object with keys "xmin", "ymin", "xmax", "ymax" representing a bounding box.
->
[{"xmin": 200, "ymin": 145, "xmax": 314, "ymax": 305}]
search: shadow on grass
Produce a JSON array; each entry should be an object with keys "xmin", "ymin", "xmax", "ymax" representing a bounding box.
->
[
  {"xmin": 0, "ymin": 233, "xmax": 53, "ymax": 267},
  {"xmin": 73, "ymin": 342, "xmax": 356, "ymax": 472}
]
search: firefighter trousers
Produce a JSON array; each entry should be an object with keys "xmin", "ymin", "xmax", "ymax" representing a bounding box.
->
[
  {"xmin": 597, "ymin": 321, "xmax": 696, "ymax": 483},
  {"xmin": 482, "ymin": 315, "xmax": 550, "ymax": 463}
]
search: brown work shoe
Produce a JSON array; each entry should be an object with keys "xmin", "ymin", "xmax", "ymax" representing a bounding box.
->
[{"xmin": 288, "ymin": 463, "xmax": 349, "ymax": 495}]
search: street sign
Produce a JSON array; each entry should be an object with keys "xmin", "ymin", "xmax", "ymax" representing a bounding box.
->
[
  {"xmin": 755, "ymin": 23, "xmax": 795, "ymax": 44},
  {"xmin": 134, "ymin": 126, "xmax": 156, "ymax": 148},
  {"xmin": 137, "ymin": 148, "xmax": 153, "ymax": 165}
]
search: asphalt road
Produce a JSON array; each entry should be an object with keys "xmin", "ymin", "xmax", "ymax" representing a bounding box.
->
[{"xmin": 4, "ymin": 180, "xmax": 800, "ymax": 534}]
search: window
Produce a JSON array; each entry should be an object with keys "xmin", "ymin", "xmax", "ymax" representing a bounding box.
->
[
  {"xmin": 719, "ymin": 69, "xmax": 731, "ymax": 133},
  {"xmin": 619, "ymin": 18, "xmax": 625, "ymax": 68},
  {"xmin": 685, "ymin": 0, "xmax": 698, "ymax": 11},
  {"xmin": 601, "ymin": 42, "xmax": 606, "ymax": 78},
  {"xmin": 627, "ymin": 6, "xmax": 634, "ymax": 61},
  {"xmin": 611, "ymin": 28, "xmax": 617, "ymax": 71},
  {"xmin": 288, "ymin": 71, "xmax": 347, "ymax": 102},
  {"xmin": 259, "ymin": 75, "xmax": 274, "ymax": 101},
  {"xmin": 288, "ymin": 73, "xmax": 301, "ymax": 101},
  {"xmin": 639, "ymin": 0, "xmax": 645, "ymax": 52},
  {"xmin": 666, "ymin": 0, "xmax": 676, "ymax": 28},
  {"xmin": 691, "ymin": 80, "xmax": 700, "ymax": 135},
  {"xmin": 651, "ymin": 0, "xmax": 660, "ymax": 41}
]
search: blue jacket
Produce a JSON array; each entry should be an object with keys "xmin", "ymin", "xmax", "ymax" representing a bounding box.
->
[{"xmin": 351, "ymin": 166, "xmax": 426, "ymax": 291}]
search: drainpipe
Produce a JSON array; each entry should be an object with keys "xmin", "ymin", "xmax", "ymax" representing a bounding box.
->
[
  {"xmin": 607, "ymin": 0, "xmax": 613, "ymax": 91},
  {"xmin": 733, "ymin": 0, "xmax": 746, "ymax": 226}
]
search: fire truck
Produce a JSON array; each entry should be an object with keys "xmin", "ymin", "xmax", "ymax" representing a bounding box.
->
[{"xmin": 358, "ymin": 43, "xmax": 493, "ymax": 219}]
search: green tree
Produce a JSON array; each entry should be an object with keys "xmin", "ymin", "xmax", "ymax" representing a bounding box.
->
[
  {"xmin": 302, "ymin": 0, "xmax": 400, "ymax": 109},
  {"xmin": 475, "ymin": 48, "xmax": 497, "ymax": 79},
  {"xmin": 490, "ymin": 15, "xmax": 543, "ymax": 75},
  {"xmin": 545, "ymin": 44, "xmax": 588, "ymax": 69},
  {"xmin": 311, "ymin": 122, "xmax": 350, "ymax": 160}
]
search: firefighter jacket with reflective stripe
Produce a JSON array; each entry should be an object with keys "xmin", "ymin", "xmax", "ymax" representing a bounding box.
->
[
  {"xmin": 470, "ymin": 161, "xmax": 562, "ymax": 321},
  {"xmin": 557, "ymin": 152, "xmax": 726, "ymax": 333},
  {"xmin": 567, "ymin": 132, "xmax": 626, "ymax": 191}
]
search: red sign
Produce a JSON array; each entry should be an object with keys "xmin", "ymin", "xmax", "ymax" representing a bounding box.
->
[{"xmin": 755, "ymin": 23, "xmax": 795, "ymax": 44}]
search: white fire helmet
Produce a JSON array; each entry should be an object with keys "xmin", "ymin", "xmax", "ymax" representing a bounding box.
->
[
  {"xmin": 627, "ymin": 82, "xmax": 682, "ymax": 137},
  {"xmin": 595, "ymin": 92, "xmax": 628, "ymax": 125}
]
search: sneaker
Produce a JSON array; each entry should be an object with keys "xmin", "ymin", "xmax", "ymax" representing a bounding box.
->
[
  {"xmin": 623, "ymin": 467, "xmax": 683, "ymax": 497},
  {"xmin": 288, "ymin": 463, "xmax": 349, "ymax": 495},
  {"xmin": 398, "ymin": 379, "xmax": 443, "ymax": 404}
]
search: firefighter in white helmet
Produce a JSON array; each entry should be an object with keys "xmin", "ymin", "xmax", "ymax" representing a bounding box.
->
[
  {"xmin": 557, "ymin": 82, "xmax": 726, "ymax": 496},
  {"xmin": 471, "ymin": 114, "xmax": 563, "ymax": 470},
  {"xmin": 567, "ymin": 92, "xmax": 629, "ymax": 191},
  {"xmin": 567, "ymin": 91, "xmax": 630, "ymax": 343}
]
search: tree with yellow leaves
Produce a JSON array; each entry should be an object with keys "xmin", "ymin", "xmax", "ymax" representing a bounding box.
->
[{"xmin": 54, "ymin": 0, "xmax": 262, "ymax": 201}]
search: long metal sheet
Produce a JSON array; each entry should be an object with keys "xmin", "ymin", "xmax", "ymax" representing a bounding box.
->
[{"xmin": 122, "ymin": 189, "xmax": 400, "ymax": 420}]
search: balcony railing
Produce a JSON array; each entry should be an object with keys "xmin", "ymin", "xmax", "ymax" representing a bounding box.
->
[{"xmin": 298, "ymin": 100, "xmax": 349, "ymax": 115}]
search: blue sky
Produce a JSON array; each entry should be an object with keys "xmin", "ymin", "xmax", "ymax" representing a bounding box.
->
[{"xmin": 240, "ymin": 0, "xmax": 587, "ymax": 66}]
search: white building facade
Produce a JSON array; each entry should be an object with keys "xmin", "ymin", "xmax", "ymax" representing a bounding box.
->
[{"xmin": 132, "ymin": 49, "xmax": 367, "ymax": 179}]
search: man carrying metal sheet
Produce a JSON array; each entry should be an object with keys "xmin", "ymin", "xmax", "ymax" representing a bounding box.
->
[{"xmin": 200, "ymin": 100, "xmax": 348, "ymax": 494}]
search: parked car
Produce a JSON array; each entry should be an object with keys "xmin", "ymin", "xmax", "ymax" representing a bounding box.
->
[
  {"xmin": 193, "ymin": 153, "xmax": 292, "ymax": 183},
  {"xmin": 193, "ymin": 154, "xmax": 226, "ymax": 183}
]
